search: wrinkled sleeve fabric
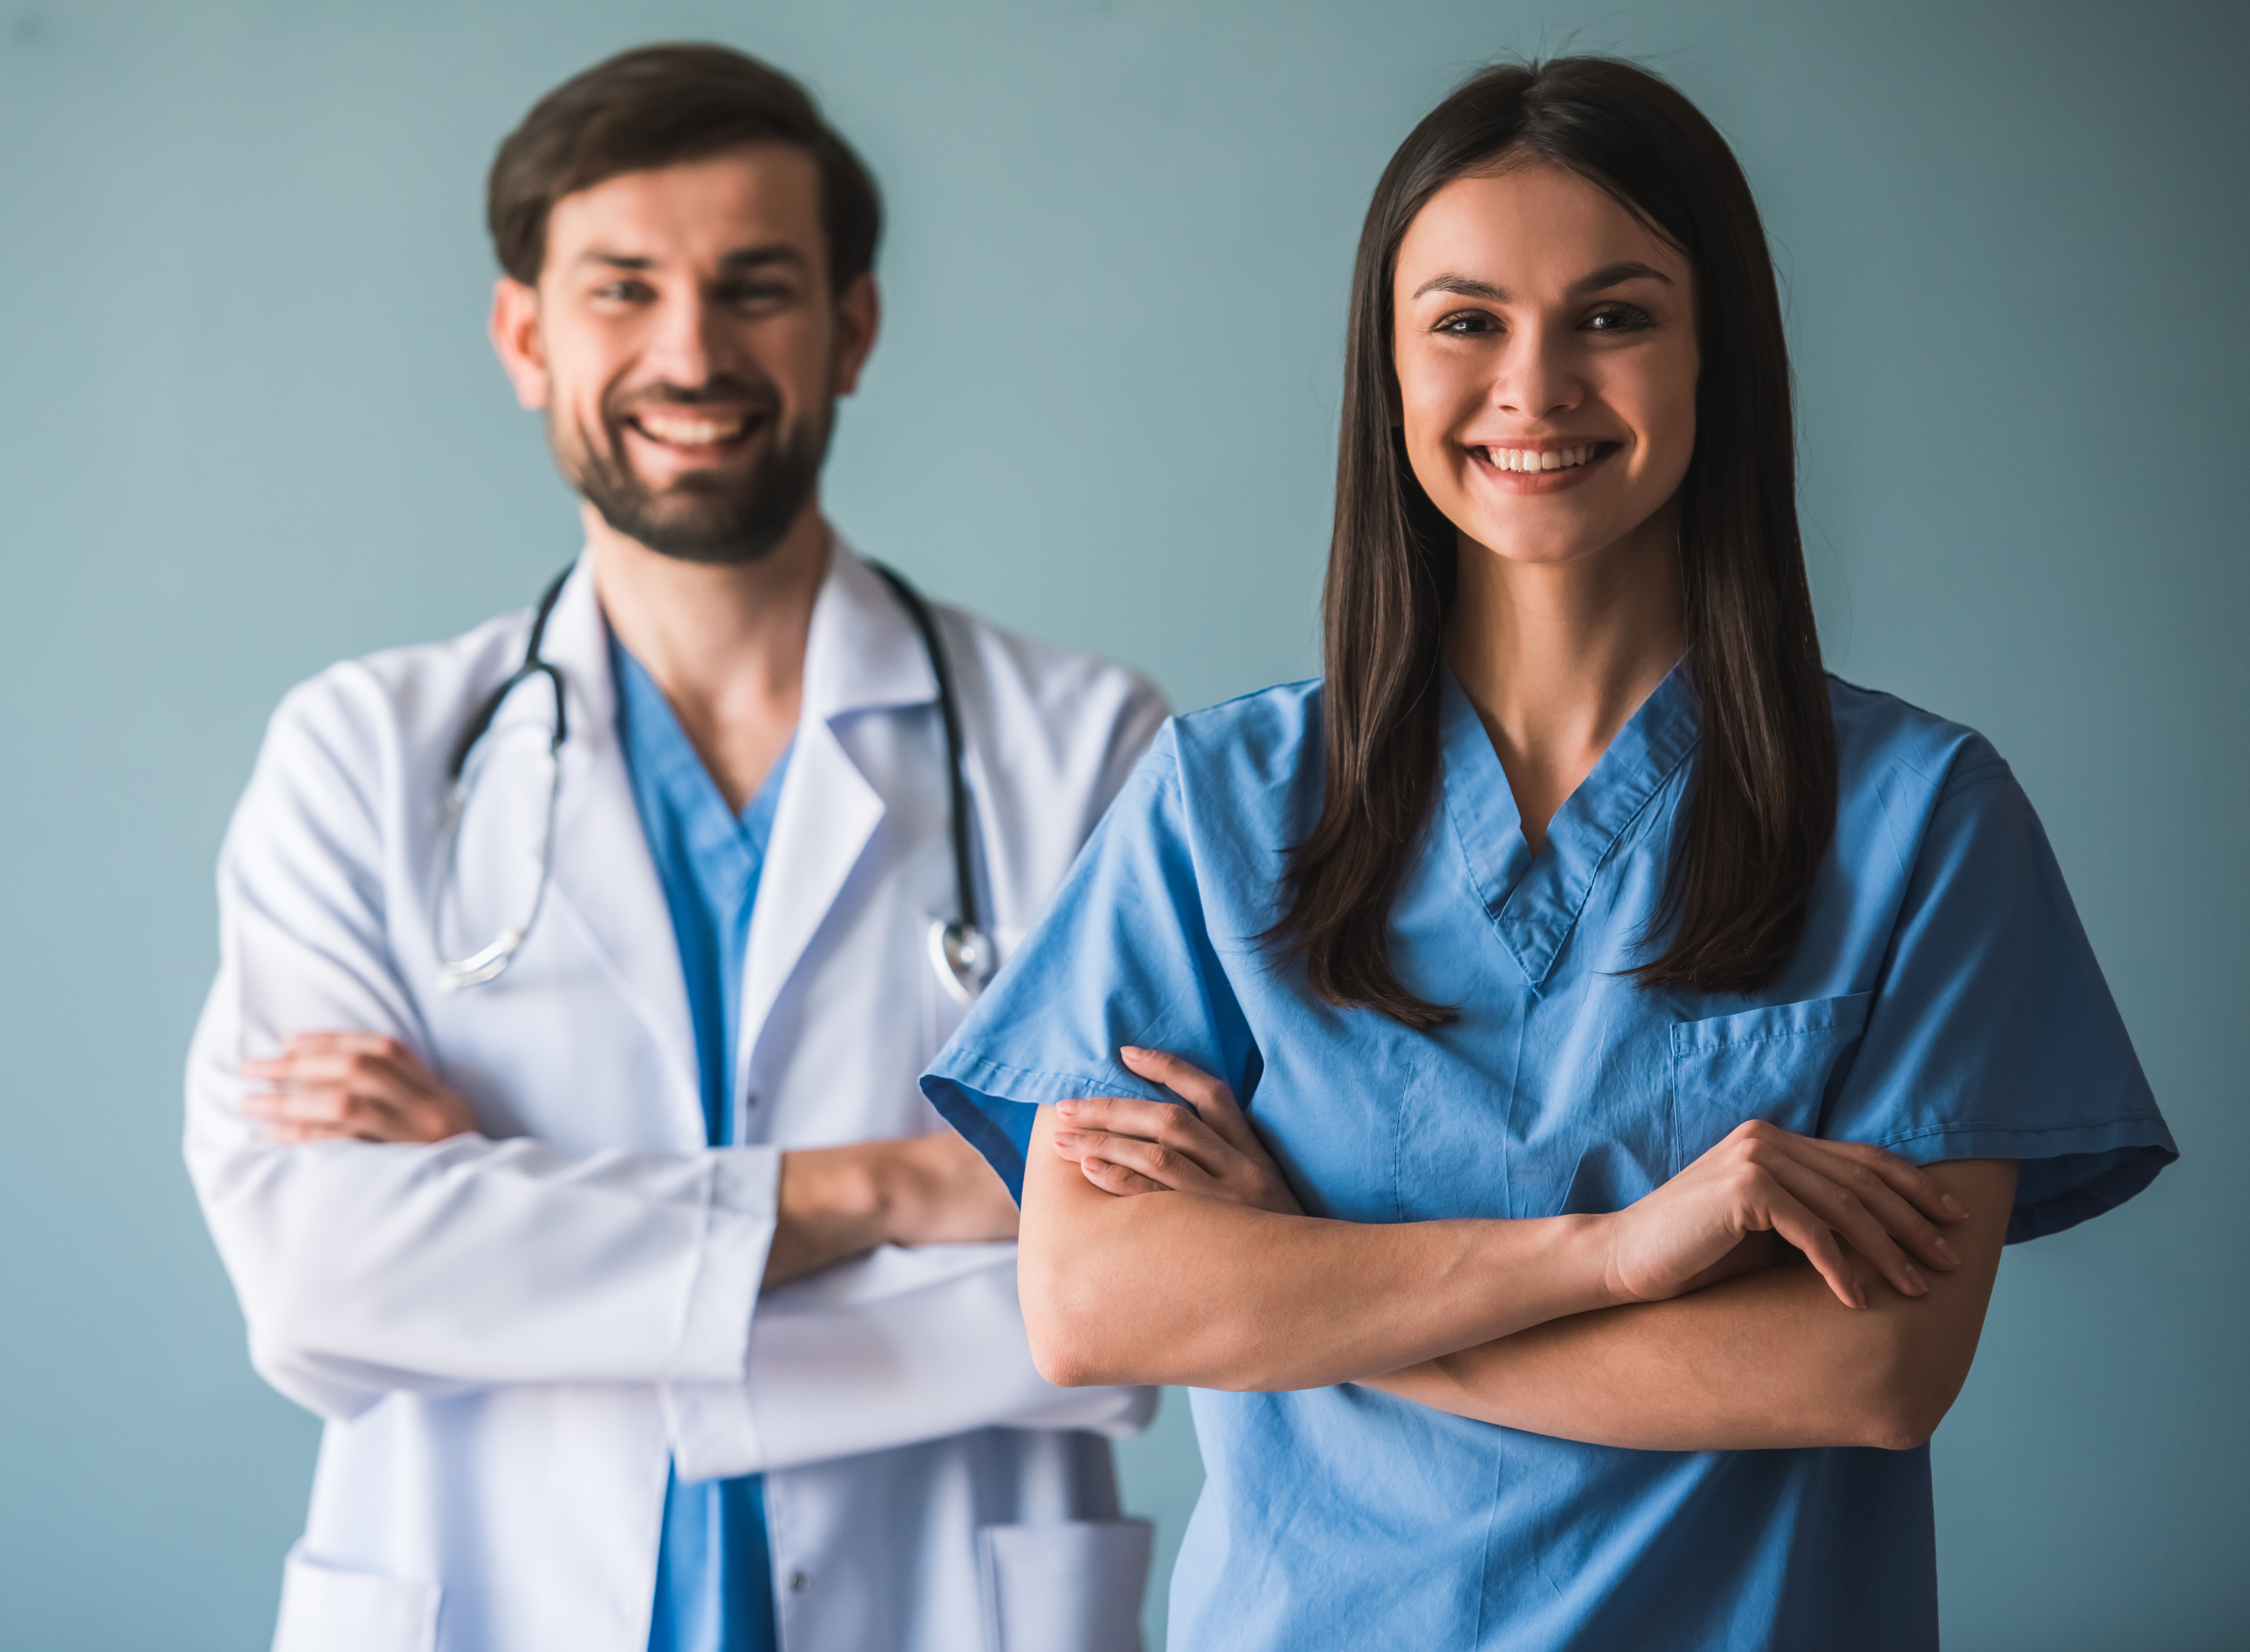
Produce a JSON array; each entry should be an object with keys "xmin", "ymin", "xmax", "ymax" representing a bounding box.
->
[
  {"xmin": 1824, "ymin": 745, "xmax": 2175, "ymax": 1242},
  {"xmin": 186, "ymin": 671, "xmax": 779, "ymax": 1421},
  {"xmin": 923, "ymin": 730, "xmax": 1259, "ymax": 1201}
]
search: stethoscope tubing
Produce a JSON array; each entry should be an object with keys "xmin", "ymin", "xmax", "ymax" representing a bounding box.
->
[{"xmin": 430, "ymin": 560, "xmax": 991, "ymax": 1000}]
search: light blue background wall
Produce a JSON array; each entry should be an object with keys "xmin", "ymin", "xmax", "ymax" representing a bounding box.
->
[{"xmin": 1, "ymin": 1, "xmax": 2243, "ymax": 1645}]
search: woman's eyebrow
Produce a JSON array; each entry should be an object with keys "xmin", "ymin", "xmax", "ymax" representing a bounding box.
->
[
  {"xmin": 1410, "ymin": 261, "xmax": 1674, "ymax": 304},
  {"xmin": 1412, "ymin": 273, "xmax": 1508, "ymax": 302},
  {"xmin": 1567, "ymin": 260, "xmax": 1672, "ymax": 297}
]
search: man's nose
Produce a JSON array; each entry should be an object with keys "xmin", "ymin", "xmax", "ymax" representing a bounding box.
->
[{"xmin": 639, "ymin": 291, "xmax": 733, "ymax": 391}]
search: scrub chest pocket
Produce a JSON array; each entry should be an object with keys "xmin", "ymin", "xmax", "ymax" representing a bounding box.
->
[{"xmin": 1669, "ymin": 992, "xmax": 1873, "ymax": 1172}]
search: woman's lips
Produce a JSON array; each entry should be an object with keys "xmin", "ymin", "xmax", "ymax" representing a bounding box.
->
[{"xmin": 1469, "ymin": 439, "xmax": 1622, "ymax": 494}]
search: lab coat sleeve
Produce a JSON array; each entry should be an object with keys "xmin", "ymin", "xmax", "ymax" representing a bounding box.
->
[
  {"xmin": 663, "ymin": 1244, "xmax": 1156, "ymax": 1481},
  {"xmin": 185, "ymin": 670, "xmax": 778, "ymax": 1421}
]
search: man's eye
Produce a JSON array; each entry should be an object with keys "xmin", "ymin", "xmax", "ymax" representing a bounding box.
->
[
  {"xmin": 593, "ymin": 281, "xmax": 654, "ymax": 303},
  {"xmin": 720, "ymin": 281, "xmax": 793, "ymax": 307},
  {"xmin": 1584, "ymin": 304, "xmax": 1653, "ymax": 332}
]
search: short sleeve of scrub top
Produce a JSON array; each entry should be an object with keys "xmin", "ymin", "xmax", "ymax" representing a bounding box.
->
[{"xmin": 922, "ymin": 667, "xmax": 2176, "ymax": 1652}]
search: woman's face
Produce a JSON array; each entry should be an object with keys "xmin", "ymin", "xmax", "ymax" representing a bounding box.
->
[{"xmin": 1393, "ymin": 161, "xmax": 1699, "ymax": 570}]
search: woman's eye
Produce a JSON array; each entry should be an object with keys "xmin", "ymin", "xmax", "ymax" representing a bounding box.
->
[
  {"xmin": 1584, "ymin": 304, "xmax": 1653, "ymax": 333},
  {"xmin": 1435, "ymin": 310, "xmax": 1499, "ymax": 337}
]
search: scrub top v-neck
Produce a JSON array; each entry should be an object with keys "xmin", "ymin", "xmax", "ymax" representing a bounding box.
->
[
  {"xmin": 613, "ymin": 637, "xmax": 791, "ymax": 1652},
  {"xmin": 924, "ymin": 662, "xmax": 2175, "ymax": 1652}
]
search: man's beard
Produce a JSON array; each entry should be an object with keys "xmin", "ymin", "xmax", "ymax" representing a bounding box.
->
[{"xmin": 556, "ymin": 376, "xmax": 832, "ymax": 566}]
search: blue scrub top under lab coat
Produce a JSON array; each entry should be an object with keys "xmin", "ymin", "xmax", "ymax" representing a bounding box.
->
[
  {"xmin": 923, "ymin": 662, "xmax": 2176, "ymax": 1652},
  {"xmin": 615, "ymin": 639, "xmax": 789, "ymax": 1652}
]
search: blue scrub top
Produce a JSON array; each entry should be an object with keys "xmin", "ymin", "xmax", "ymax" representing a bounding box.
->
[
  {"xmin": 615, "ymin": 638, "xmax": 789, "ymax": 1652},
  {"xmin": 923, "ymin": 662, "xmax": 2176, "ymax": 1652}
]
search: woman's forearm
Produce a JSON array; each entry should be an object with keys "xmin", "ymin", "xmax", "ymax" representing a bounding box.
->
[
  {"xmin": 1018, "ymin": 1105, "xmax": 1618, "ymax": 1389},
  {"xmin": 1364, "ymin": 1158, "xmax": 2015, "ymax": 1451}
]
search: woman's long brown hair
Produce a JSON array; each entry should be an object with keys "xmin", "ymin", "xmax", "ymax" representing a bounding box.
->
[{"xmin": 1269, "ymin": 58, "xmax": 1836, "ymax": 1027}]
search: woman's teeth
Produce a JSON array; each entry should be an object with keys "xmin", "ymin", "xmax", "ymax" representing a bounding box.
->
[
  {"xmin": 637, "ymin": 414, "xmax": 746, "ymax": 445},
  {"xmin": 1485, "ymin": 444, "xmax": 1599, "ymax": 473}
]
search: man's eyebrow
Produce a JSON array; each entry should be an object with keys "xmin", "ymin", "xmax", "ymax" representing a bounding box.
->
[
  {"xmin": 1409, "ymin": 262, "xmax": 1675, "ymax": 302},
  {"xmin": 567, "ymin": 244, "xmax": 811, "ymax": 274},
  {"xmin": 719, "ymin": 244, "xmax": 809, "ymax": 272}
]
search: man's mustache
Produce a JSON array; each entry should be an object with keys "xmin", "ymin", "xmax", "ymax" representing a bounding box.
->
[{"xmin": 604, "ymin": 377, "xmax": 782, "ymax": 426}]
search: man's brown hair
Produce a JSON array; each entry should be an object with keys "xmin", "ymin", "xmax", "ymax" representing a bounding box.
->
[{"xmin": 487, "ymin": 43, "xmax": 882, "ymax": 290}]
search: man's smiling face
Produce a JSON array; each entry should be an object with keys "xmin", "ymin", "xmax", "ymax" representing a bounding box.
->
[{"xmin": 492, "ymin": 142, "xmax": 877, "ymax": 563}]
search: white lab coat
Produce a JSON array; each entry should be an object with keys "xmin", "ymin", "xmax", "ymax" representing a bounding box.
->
[{"xmin": 185, "ymin": 542, "xmax": 1168, "ymax": 1652}]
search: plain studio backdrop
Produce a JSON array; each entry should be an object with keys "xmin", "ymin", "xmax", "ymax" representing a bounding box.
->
[{"xmin": 1, "ymin": 1, "xmax": 2243, "ymax": 1646}]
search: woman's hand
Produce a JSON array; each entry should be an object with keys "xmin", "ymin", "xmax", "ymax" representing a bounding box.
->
[
  {"xmin": 1052, "ymin": 1051, "xmax": 1969, "ymax": 1313},
  {"xmin": 1050, "ymin": 1046, "xmax": 1304, "ymax": 1216},
  {"xmin": 1603, "ymin": 1120, "xmax": 1969, "ymax": 1309},
  {"xmin": 241, "ymin": 1033, "xmax": 479, "ymax": 1145}
]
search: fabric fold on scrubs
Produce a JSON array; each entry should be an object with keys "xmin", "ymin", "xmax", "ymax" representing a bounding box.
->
[
  {"xmin": 615, "ymin": 638, "xmax": 789, "ymax": 1652},
  {"xmin": 923, "ymin": 662, "xmax": 2174, "ymax": 1652}
]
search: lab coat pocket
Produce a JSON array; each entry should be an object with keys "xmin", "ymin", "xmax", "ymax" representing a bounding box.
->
[
  {"xmin": 1668, "ymin": 992, "xmax": 1872, "ymax": 1173},
  {"xmin": 978, "ymin": 1518, "xmax": 1154, "ymax": 1652},
  {"xmin": 271, "ymin": 1541, "xmax": 440, "ymax": 1652}
]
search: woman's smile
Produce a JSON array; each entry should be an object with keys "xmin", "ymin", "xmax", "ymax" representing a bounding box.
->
[{"xmin": 1467, "ymin": 438, "xmax": 1624, "ymax": 493}]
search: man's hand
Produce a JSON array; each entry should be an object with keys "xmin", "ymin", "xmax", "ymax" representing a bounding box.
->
[
  {"xmin": 246, "ymin": 1029, "xmax": 1016, "ymax": 1288},
  {"xmin": 241, "ymin": 1033, "xmax": 478, "ymax": 1144},
  {"xmin": 764, "ymin": 1129, "xmax": 1019, "ymax": 1287}
]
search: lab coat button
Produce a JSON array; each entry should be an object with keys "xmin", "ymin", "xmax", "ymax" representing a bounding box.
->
[{"xmin": 789, "ymin": 1570, "xmax": 812, "ymax": 1593}]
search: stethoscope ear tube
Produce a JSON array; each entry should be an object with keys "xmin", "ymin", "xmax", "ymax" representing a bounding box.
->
[
  {"xmin": 869, "ymin": 560, "xmax": 995, "ymax": 1003},
  {"xmin": 433, "ymin": 559, "xmax": 993, "ymax": 1003},
  {"xmin": 430, "ymin": 567, "xmax": 574, "ymax": 991}
]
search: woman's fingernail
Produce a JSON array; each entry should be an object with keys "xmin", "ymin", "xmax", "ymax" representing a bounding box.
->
[
  {"xmin": 1057, "ymin": 1099, "xmax": 1080, "ymax": 1117},
  {"xmin": 1119, "ymin": 1046, "xmax": 1146, "ymax": 1059},
  {"xmin": 1933, "ymin": 1236, "xmax": 1959, "ymax": 1264},
  {"xmin": 1051, "ymin": 1132, "xmax": 1077, "ymax": 1148},
  {"xmin": 1903, "ymin": 1265, "xmax": 1926, "ymax": 1293},
  {"xmin": 1941, "ymin": 1195, "xmax": 1968, "ymax": 1219}
]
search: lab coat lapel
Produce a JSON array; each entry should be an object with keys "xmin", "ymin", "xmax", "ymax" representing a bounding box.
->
[
  {"xmin": 533, "ymin": 558, "xmax": 702, "ymax": 1135},
  {"xmin": 737, "ymin": 545, "xmax": 937, "ymax": 1092}
]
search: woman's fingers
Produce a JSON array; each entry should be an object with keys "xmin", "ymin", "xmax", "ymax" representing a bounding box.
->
[
  {"xmin": 1115, "ymin": 1047, "xmax": 1268, "ymax": 1158},
  {"xmin": 1764, "ymin": 1143, "xmax": 1962, "ymax": 1278},
  {"xmin": 1757, "ymin": 1184, "xmax": 1868, "ymax": 1309},
  {"xmin": 1758, "ymin": 1153, "xmax": 1930, "ymax": 1298},
  {"xmin": 1051, "ymin": 1124, "xmax": 1212, "ymax": 1193},
  {"xmin": 1077, "ymin": 1156, "xmax": 1170, "ymax": 1196},
  {"xmin": 1055, "ymin": 1093, "xmax": 1231, "ymax": 1179},
  {"xmin": 1814, "ymin": 1138, "xmax": 1969, "ymax": 1224}
]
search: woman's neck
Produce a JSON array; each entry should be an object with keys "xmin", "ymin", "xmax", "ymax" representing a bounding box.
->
[{"xmin": 1441, "ymin": 508, "xmax": 1685, "ymax": 855}]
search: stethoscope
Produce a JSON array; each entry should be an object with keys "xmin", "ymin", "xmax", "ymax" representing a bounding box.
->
[{"xmin": 427, "ymin": 562, "xmax": 996, "ymax": 1004}]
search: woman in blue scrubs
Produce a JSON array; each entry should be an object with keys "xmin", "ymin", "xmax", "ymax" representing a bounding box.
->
[{"xmin": 924, "ymin": 57, "xmax": 2175, "ymax": 1651}]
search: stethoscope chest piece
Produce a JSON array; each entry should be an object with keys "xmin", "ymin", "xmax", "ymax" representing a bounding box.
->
[{"xmin": 929, "ymin": 919, "xmax": 997, "ymax": 1005}]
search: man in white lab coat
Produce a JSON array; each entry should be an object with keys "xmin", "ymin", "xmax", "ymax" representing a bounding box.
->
[{"xmin": 185, "ymin": 44, "xmax": 1165, "ymax": 1652}]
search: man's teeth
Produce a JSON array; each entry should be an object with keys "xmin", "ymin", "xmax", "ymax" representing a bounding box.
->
[
  {"xmin": 1486, "ymin": 444, "xmax": 1600, "ymax": 473},
  {"xmin": 637, "ymin": 414, "xmax": 746, "ymax": 445}
]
